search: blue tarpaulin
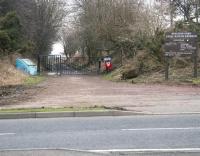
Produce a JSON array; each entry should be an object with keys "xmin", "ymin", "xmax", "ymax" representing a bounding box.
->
[{"xmin": 16, "ymin": 59, "xmax": 37, "ymax": 76}]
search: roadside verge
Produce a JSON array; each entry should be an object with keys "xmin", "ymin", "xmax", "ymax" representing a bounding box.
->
[{"xmin": 0, "ymin": 110, "xmax": 138, "ymax": 119}]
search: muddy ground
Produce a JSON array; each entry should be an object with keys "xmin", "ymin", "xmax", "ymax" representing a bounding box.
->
[
  {"xmin": 0, "ymin": 85, "xmax": 43, "ymax": 107},
  {"xmin": 1, "ymin": 75, "xmax": 200, "ymax": 114}
]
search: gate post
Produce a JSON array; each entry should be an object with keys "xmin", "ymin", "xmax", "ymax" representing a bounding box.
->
[
  {"xmin": 193, "ymin": 48, "xmax": 198, "ymax": 78},
  {"xmin": 98, "ymin": 58, "xmax": 101, "ymax": 74},
  {"xmin": 37, "ymin": 54, "xmax": 40, "ymax": 75},
  {"xmin": 165, "ymin": 56, "xmax": 169, "ymax": 80},
  {"xmin": 59, "ymin": 55, "xmax": 62, "ymax": 76},
  {"xmin": 56, "ymin": 55, "xmax": 59, "ymax": 75}
]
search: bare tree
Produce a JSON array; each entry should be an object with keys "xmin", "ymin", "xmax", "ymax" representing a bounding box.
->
[
  {"xmin": 71, "ymin": 0, "xmax": 145, "ymax": 59},
  {"xmin": 0, "ymin": 0, "xmax": 67, "ymax": 55},
  {"xmin": 60, "ymin": 0, "xmax": 170, "ymax": 63},
  {"xmin": 156, "ymin": 0, "xmax": 200, "ymax": 23},
  {"xmin": 61, "ymin": 27, "xmax": 80, "ymax": 57},
  {"xmin": 34, "ymin": 0, "xmax": 66, "ymax": 55}
]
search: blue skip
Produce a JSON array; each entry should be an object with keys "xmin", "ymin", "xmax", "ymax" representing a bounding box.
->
[{"xmin": 16, "ymin": 58, "xmax": 37, "ymax": 76}]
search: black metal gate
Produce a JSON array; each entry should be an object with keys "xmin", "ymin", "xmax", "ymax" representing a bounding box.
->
[{"xmin": 37, "ymin": 55, "xmax": 100, "ymax": 75}]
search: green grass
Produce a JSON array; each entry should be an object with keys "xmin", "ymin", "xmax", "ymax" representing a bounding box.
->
[
  {"xmin": 103, "ymin": 68, "xmax": 124, "ymax": 82},
  {"xmin": 192, "ymin": 78, "xmax": 200, "ymax": 85},
  {"xmin": 24, "ymin": 76, "xmax": 45, "ymax": 86},
  {"xmin": 103, "ymin": 73, "xmax": 113, "ymax": 81},
  {"xmin": 0, "ymin": 106, "xmax": 110, "ymax": 113}
]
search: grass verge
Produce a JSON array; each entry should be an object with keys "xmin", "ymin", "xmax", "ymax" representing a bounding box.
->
[
  {"xmin": 192, "ymin": 78, "xmax": 200, "ymax": 85},
  {"xmin": 24, "ymin": 76, "xmax": 46, "ymax": 86},
  {"xmin": 0, "ymin": 106, "xmax": 110, "ymax": 113}
]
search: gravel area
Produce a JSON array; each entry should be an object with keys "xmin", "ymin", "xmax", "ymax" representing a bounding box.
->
[{"xmin": 1, "ymin": 75, "xmax": 200, "ymax": 114}]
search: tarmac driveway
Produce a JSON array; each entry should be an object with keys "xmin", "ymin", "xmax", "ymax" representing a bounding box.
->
[{"xmin": 1, "ymin": 75, "xmax": 200, "ymax": 114}]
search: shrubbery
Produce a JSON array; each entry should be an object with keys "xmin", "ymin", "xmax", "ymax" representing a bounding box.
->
[
  {"xmin": 0, "ymin": 30, "xmax": 11, "ymax": 51},
  {"xmin": 0, "ymin": 12, "xmax": 22, "ymax": 54},
  {"xmin": 0, "ymin": 12, "xmax": 35, "ymax": 56}
]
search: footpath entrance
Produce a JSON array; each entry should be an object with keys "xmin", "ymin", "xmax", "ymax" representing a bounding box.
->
[{"xmin": 37, "ymin": 55, "xmax": 100, "ymax": 75}]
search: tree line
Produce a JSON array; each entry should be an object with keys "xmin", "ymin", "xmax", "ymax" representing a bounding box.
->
[
  {"xmin": 0, "ymin": 0, "xmax": 66, "ymax": 57},
  {"xmin": 61, "ymin": 0, "xmax": 168, "ymax": 62},
  {"xmin": 1, "ymin": 0, "xmax": 200, "ymax": 62},
  {"xmin": 62, "ymin": 0, "xmax": 200, "ymax": 64}
]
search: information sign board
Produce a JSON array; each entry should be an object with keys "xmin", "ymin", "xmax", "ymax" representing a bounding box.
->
[{"xmin": 164, "ymin": 32, "xmax": 198, "ymax": 56}]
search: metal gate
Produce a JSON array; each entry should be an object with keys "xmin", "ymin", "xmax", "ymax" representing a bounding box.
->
[{"xmin": 37, "ymin": 55, "xmax": 100, "ymax": 75}]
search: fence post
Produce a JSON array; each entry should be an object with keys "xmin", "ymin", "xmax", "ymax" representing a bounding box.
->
[
  {"xmin": 98, "ymin": 58, "xmax": 101, "ymax": 74},
  {"xmin": 194, "ymin": 48, "xmax": 198, "ymax": 78},
  {"xmin": 59, "ymin": 55, "xmax": 62, "ymax": 76},
  {"xmin": 121, "ymin": 48, "xmax": 123, "ymax": 66},
  {"xmin": 56, "ymin": 55, "xmax": 58, "ymax": 75},
  {"xmin": 165, "ymin": 57, "xmax": 169, "ymax": 80},
  {"xmin": 37, "ymin": 54, "xmax": 40, "ymax": 75}
]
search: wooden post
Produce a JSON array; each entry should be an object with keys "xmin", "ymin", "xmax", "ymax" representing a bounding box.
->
[
  {"xmin": 165, "ymin": 57, "xmax": 169, "ymax": 80},
  {"xmin": 194, "ymin": 47, "xmax": 198, "ymax": 78},
  {"xmin": 37, "ymin": 54, "xmax": 40, "ymax": 75},
  {"xmin": 121, "ymin": 48, "xmax": 123, "ymax": 66},
  {"xmin": 98, "ymin": 59, "xmax": 101, "ymax": 74}
]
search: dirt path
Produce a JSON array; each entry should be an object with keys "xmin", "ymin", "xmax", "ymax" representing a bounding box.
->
[{"xmin": 1, "ymin": 75, "xmax": 200, "ymax": 114}]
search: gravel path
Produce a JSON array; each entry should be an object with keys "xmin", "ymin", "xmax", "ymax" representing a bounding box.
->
[{"xmin": 1, "ymin": 75, "xmax": 200, "ymax": 114}]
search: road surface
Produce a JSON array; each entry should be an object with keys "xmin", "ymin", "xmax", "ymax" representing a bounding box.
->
[{"xmin": 0, "ymin": 115, "xmax": 200, "ymax": 156}]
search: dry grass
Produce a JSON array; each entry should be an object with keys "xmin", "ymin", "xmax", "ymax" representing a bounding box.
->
[
  {"xmin": 104, "ymin": 51, "xmax": 200, "ymax": 85},
  {"xmin": 0, "ymin": 53, "xmax": 28, "ymax": 86},
  {"xmin": 105, "ymin": 65, "xmax": 200, "ymax": 85},
  {"xmin": 0, "ymin": 62, "xmax": 27, "ymax": 86}
]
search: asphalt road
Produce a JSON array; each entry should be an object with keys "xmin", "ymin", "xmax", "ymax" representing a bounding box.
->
[{"xmin": 0, "ymin": 115, "xmax": 200, "ymax": 155}]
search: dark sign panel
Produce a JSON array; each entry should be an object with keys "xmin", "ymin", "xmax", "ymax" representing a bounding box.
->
[{"xmin": 164, "ymin": 32, "xmax": 198, "ymax": 56}]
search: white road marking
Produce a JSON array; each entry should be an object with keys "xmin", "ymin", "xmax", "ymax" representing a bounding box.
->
[
  {"xmin": 1, "ymin": 148, "xmax": 200, "ymax": 154},
  {"xmin": 0, "ymin": 148, "xmax": 86, "ymax": 152},
  {"xmin": 89, "ymin": 148, "xmax": 200, "ymax": 153},
  {"xmin": 121, "ymin": 127, "xmax": 200, "ymax": 131},
  {"xmin": 0, "ymin": 133, "xmax": 16, "ymax": 136}
]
